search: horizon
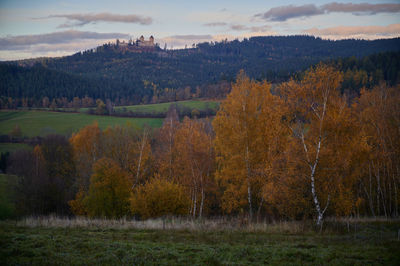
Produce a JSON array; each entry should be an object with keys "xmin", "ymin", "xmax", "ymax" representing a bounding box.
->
[
  {"xmin": 1, "ymin": 0, "xmax": 399, "ymax": 61},
  {"xmin": 2, "ymin": 34, "xmax": 400, "ymax": 62}
]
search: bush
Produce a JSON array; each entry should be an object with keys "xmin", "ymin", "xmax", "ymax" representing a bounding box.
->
[{"xmin": 131, "ymin": 176, "xmax": 190, "ymax": 219}]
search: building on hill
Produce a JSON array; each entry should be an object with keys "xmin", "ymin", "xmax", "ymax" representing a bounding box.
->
[{"xmin": 137, "ymin": 36, "xmax": 155, "ymax": 47}]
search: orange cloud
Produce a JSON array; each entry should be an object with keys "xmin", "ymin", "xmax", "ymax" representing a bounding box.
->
[{"xmin": 304, "ymin": 24, "xmax": 400, "ymax": 39}]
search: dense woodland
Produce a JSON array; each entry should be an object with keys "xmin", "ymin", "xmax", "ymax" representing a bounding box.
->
[
  {"xmin": 4, "ymin": 64, "xmax": 399, "ymax": 226},
  {"xmin": 1, "ymin": 36, "xmax": 400, "ymax": 108}
]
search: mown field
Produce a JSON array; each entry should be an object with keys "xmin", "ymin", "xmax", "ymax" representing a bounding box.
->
[
  {"xmin": 0, "ymin": 218, "xmax": 399, "ymax": 265},
  {"xmin": 30, "ymin": 100, "xmax": 220, "ymax": 114},
  {"xmin": 0, "ymin": 143, "xmax": 32, "ymax": 154},
  {"xmin": 112, "ymin": 100, "xmax": 220, "ymax": 114},
  {"xmin": 0, "ymin": 111, "xmax": 163, "ymax": 137}
]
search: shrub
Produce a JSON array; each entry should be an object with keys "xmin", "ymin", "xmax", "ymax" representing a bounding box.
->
[{"xmin": 131, "ymin": 176, "xmax": 189, "ymax": 219}]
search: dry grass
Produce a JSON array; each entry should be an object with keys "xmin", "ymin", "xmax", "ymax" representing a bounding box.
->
[
  {"xmin": 15, "ymin": 215, "xmax": 314, "ymax": 233},
  {"xmin": 13, "ymin": 215, "xmax": 400, "ymax": 236}
]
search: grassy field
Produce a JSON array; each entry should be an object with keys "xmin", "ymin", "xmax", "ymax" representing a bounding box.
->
[
  {"xmin": 114, "ymin": 100, "xmax": 219, "ymax": 113},
  {"xmin": 76, "ymin": 100, "xmax": 220, "ymax": 114},
  {"xmin": 0, "ymin": 143, "xmax": 32, "ymax": 154},
  {"xmin": 0, "ymin": 217, "xmax": 399, "ymax": 265},
  {"xmin": 0, "ymin": 111, "xmax": 163, "ymax": 137}
]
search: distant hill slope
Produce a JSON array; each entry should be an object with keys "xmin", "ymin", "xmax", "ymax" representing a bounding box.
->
[{"xmin": 1, "ymin": 36, "xmax": 400, "ymax": 105}]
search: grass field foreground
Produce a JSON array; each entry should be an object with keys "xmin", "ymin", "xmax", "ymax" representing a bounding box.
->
[
  {"xmin": 0, "ymin": 217, "xmax": 399, "ymax": 265},
  {"xmin": 0, "ymin": 111, "xmax": 163, "ymax": 137}
]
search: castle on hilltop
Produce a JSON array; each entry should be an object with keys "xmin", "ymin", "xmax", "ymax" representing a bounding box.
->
[
  {"xmin": 137, "ymin": 35, "xmax": 154, "ymax": 47},
  {"xmin": 115, "ymin": 35, "xmax": 156, "ymax": 51}
]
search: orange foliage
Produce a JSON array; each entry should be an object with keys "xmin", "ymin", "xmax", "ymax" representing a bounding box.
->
[
  {"xmin": 69, "ymin": 122, "xmax": 103, "ymax": 189},
  {"xmin": 173, "ymin": 117, "xmax": 215, "ymax": 217},
  {"xmin": 130, "ymin": 175, "xmax": 190, "ymax": 219},
  {"xmin": 276, "ymin": 64, "xmax": 367, "ymax": 222},
  {"xmin": 213, "ymin": 70, "xmax": 287, "ymax": 218}
]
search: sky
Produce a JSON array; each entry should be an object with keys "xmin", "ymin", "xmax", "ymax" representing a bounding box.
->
[{"xmin": 0, "ymin": 0, "xmax": 399, "ymax": 60}]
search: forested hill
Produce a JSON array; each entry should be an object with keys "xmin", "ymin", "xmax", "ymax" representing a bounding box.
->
[{"xmin": 1, "ymin": 35, "xmax": 400, "ymax": 105}]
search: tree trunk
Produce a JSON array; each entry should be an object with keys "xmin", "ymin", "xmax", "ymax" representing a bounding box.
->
[
  {"xmin": 133, "ymin": 128, "xmax": 147, "ymax": 189},
  {"xmin": 199, "ymin": 186, "xmax": 204, "ymax": 218},
  {"xmin": 245, "ymin": 145, "xmax": 253, "ymax": 220}
]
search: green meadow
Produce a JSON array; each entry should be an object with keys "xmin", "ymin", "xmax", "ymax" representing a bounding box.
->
[
  {"xmin": 79, "ymin": 100, "xmax": 220, "ymax": 114},
  {"xmin": 0, "ymin": 143, "xmax": 32, "ymax": 154},
  {"xmin": 115, "ymin": 100, "xmax": 219, "ymax": 112},
  {"xmin": 0, "ymin": 111, "xmax": 163, "ymax": 137}
]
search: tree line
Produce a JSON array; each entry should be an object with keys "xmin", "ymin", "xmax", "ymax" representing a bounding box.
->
[{"xmin": 5, "ymin": 64, "xmax": 399, "ymax": 225}]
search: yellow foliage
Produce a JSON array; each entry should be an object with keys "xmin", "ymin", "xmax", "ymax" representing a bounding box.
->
[
  {"xmin": 130, "ymin": 175, "xmax": 190, "ymax": 219},
  {"xmin": 69, "ymin": 122, "xmax": 103, "ymax": 189},
  {"xmin": 85, "ymin": 158, "xmax": 132, "ymax": 218},
  {"xmin": 69, "ymin": 189, "xmax": 87, "ymax": 216},
  {"xmin": 213, "ymin": 70, "xmax": 287, "ymax": 217}
]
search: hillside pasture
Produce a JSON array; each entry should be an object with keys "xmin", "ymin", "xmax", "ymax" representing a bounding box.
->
[
  {"xmin": 114, "ymin": 100, "xmax": 219, "ymax": 113},
  {"xmin": 0, "ymin": 111, "xmax": 163, "ymax": 137}
]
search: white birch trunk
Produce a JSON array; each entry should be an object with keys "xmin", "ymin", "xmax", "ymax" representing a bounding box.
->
[{"xmin": 133, "ymin": 128, "xmax": 147, "ymax": 189}]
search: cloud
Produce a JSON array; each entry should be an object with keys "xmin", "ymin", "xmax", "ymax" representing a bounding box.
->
[
  {"xmin": 41, "ymin": 12, "xmax": 152, "ymax": 28},
  {"xmin": 166, "ymin": 35, "xmax": 213, "ymax": 40},
  {"xmin": 158, "ymin": 31, "xmax": 277, "ymax": 49},
  {"xmin": 322, "ymin": 2, "xmax": 400, "ymax": 14},
  {"xmin": 229, "ymin": 24, "xmax": 271, "ymax": 32},
  {"xmin": 158, "ymin": 35, "xmax": 213, "ymax": 48},
  {"xmin": 230, "ymin": 24, "xmax": 248, "ymax": 31},
  {"xmin": 0, "ymin": 30, "xmax": 129, "ymax": 50},
  {"xmin": 257, "ymin": 2, "xmax": 400, "ymax": 21},
  {"xmin": 256, "ymin": 4, "xmax": 323, "ymax": 21},
  {"xmin": 203, "ymin": 22, "xmax": 271, "ymax": 32},
  {"xmin": 203, "ymin": 22, "xmax": 228, "ymax": 27},
  {"xmin": 0, "ymin": 40, "xmax": 114, "ymax": 60},
  {"xmin": 304, "ymin": 23, "xmax": 400, "ymax": 39}
]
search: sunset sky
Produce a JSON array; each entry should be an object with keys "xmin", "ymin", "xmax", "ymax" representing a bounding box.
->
[{"xmin": 0, "ymin": 0, "xmax": 399, "ymax": 60}]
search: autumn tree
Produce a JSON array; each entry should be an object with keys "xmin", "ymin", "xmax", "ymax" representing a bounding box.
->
[
  {"xmin": 95, "ymin": 99, "xmax": 106, "ymax": 115},
  {"xmin": 8, "ymin": 149, "xmax": 46, "ymax": 215},
  {"xmin": 102, "ymin": 124, "xmax": 152, "ymax": 187},
  {"xmin": 70, "ymin": 122, "xmax": 103, "ymax": 190},
  {"xmin": 213, "ymin": 71, "xmax": 285, "ymax": 220},
  {"xmin": 279, "ymin": 64, "xmax": 365, "ymax": 226},
  {"xmin": 355, "ymin": 83, "xmax": 400, "ymax": 217},
  {"xmin": 85, "ymin": 158, "xmax": 132, "ymax": 218},
  {"xmin": 173, "ymin": 117, "xmax": 215, "ymax": 218},
  {"xmin": 133, "ymin": 126, "xmax": 152, "ymax": 188},
  {"xmin": 40, "ymin": 135, "xmax": 76, "ymax": 214},
  {"xmin": 9, "ymin": 135, "xmax": 76, "ymax": 215},
  {"xmin": 155, "ymin": 105, "xmax": 180, "ymax": 180}
]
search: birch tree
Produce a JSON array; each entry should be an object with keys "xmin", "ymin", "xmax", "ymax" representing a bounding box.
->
[
  {"xmin": 355, "ymin": 84, "xmax": 400, "ymax": 217},
  {"xmin": 280, "ymin": 64, "xmax": 362, "ymax": 226},
  {"xmin": 213, "ymin": 71, "xmax": 283, "ymax": 220},
  {"xmin": 155, "ymin": 105, "xmax": 180, "ymax": 180},
  {"xmin": 174, "ymin": 117, "xmax": 214, "ymax": 218}
]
